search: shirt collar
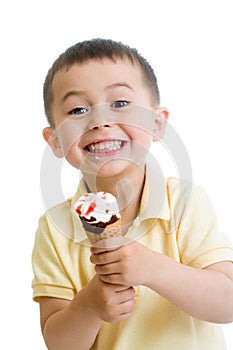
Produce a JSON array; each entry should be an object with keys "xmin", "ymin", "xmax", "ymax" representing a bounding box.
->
[{"xmin": 139, "ymin": 157, "xmax": 170, "ymax": 221}]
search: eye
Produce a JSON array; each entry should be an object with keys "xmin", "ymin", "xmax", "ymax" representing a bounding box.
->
[
  {"xmin": 68, "ymin": 107, "xmax": 89, "ymax": 116},
  {"xmin": 111, "ymin": 100, "xmax": 129, "ymax": 108}
]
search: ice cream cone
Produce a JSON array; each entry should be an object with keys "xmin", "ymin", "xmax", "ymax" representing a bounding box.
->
[
  {"xmin": 82, "ymin": 219, "xmax": 122, "ymax": 245},
  {"xmin": 73, "ymin": 191, "xmax": 122, "ymax": 246}
]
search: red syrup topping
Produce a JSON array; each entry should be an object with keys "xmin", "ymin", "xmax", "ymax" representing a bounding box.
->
[
  {"xmin": 86, "ymin": 201, "xmax": 96, "ymax": 215},
  {"xmin": 75, "ymin": 204, "xmax": 83, "ymax": 215},
  {"xmin": 100, "ymin": 192, "xmax": 107, "ymax": 200}
]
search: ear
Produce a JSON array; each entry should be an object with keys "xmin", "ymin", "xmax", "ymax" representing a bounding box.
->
[
  {"xmin": 152, "ymin": 107, "xmax": 169, "ymax": 141},
  {"xmin": 42, "ymin": 127, "xmax": 63, "ymax": 158}
]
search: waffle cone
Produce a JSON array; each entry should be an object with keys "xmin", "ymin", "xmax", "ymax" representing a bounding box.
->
[{"xmin": 82, "ymin": 219, "xmax": 122, "ymax": 245}]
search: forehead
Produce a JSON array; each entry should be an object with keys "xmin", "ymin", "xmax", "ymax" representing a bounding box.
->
[{"xmin": 51, "ymin": 58, "xmax": 146, "ymax": 97}]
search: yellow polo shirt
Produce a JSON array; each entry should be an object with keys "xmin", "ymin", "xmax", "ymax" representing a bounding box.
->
[{"xmin": 32, "ymin": 163, "xmax": 233, "ymax": 349}]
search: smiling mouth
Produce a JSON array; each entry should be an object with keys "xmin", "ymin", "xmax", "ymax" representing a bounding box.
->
[{"xmin": 84, "ymin": 140, "xmax": 127, "ymax": 154}]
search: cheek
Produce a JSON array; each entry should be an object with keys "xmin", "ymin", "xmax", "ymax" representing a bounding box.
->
[
  {"xmin": 61, "ymin": 140, "xmax": 84, "ymax": 169},
  {"xmin": 55, "ymin": 119, "xmax": 85, "ymax": 156},
  {"xmin": 124, "ymin": 125, "xmax": 152, "ymax": 149},
  {"xmin": 57, "ymin": 127, "xmax": 82, "ymax": 158}
]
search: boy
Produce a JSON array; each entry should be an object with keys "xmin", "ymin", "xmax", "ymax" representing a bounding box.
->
[{"xmin": 32, "ymin": 39, "xmax": 233, "ymax": 350}]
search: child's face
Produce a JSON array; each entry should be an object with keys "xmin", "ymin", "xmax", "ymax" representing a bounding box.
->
[{"xmin": 44, "ymin": 58, "xmax": 168, "ymax": 177}]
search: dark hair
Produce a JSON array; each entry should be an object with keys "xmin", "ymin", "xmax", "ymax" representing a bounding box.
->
[{"xmin": 43, "ymin": 38, "xmax": 160, "ymax": 126}]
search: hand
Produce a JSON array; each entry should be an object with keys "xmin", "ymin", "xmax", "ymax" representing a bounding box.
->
[
  {"xmin": 82, "ymin": 274, "xmax": 136, "ymax": 324},
  {"xmin": 90, "ymin": 240, "xmax": 153, "ymax": 287}
]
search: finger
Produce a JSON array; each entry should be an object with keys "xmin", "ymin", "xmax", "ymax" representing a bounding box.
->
[
  {"xmin": 90, "ymin": 250, "xmax": 120, "ymax": 265},
  {"xmin": 118, "ymin": 297, "xmax": 136, "ymax": 316},
  {"xmin": 99, "ymin": 273, "xmax": 121, "ymax": 284},
  {"xmin": 114, "ymin": 285, "xmax": 135, "ymax": 293},
  {"xmin": 99, "ymin": 273, "xmax": 128, "ymax": 286},
  {"xmin": 114, "ymin": 312, "xmax": 132, "ymax": 323},
  {"xmin": 95, "ymin": 262, "xmax": 120, "ymax": 275},
  {"xmin": 117, "ymin": 286, "xmax": 135, "ymax": 302},
  {"xmin": 91, "ymin": 245, "xmax": 119, "ymax": 254}
]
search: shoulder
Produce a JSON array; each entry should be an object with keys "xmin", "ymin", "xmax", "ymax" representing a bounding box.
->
[
  {"xmin": 164, "ymin": 177, "xmax": 218, "ymax": 234},
  {"xmin": 34, "ymin": 199, "xmax": 72, "ymax": 240},
  {"xmin": 165, "ymin": 177, "xmax": 194, "ymax": 218},
  {"xmin": 36, "ymin": 197, "xmax": 86, "ymax": 244},
  {"xmin": 165, "ymin": 177, "xmax": 220, "ymax": 236},
  {"xmin": 166, "ymin": 177, "xmax": 214, "ymax": 210}
]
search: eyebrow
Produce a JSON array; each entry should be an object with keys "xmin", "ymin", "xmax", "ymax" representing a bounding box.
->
[
  {"xmin": 62, "ymin": 82, "xmax": 135, "ymax": 102},
  {"xmin": 62, "ymin": 90, "xmax": 86, "ymax": 102},
  {"xmin": 104, "ymin": 82, "xmax": 135, "ymax": 92}
]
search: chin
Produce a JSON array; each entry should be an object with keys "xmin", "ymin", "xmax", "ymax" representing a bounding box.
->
[{"xmin": 95, "ymin": 159, "xmax": 132, "ymax": 177}]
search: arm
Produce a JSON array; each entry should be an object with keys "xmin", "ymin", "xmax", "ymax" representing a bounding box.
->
[
  {"xmin": 40, "ymin": 294, "xmax": 102, "ymax": 350},
  {"xmin": 40, "ymin": 274, "xmax": 135, "ymax": 350},
  {"xmin": 91, "ymin": 241, "xmax": 233, "ymax": 323}
]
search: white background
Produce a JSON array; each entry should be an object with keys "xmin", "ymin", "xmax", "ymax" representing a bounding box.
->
[{"xmin": 0, "ymin": 0, "xmax": 232, "ymax": 348}]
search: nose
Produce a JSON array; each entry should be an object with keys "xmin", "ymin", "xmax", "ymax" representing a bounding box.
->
[
  {"xmin": 91, "ymin": 124, "xmax": 111, "ymax": 130},
  {"xmin": 87, "ymin": 106, "xmax": 112, "ymax": 130}
]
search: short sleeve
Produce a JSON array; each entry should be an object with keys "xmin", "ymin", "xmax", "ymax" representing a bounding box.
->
[
  {"xmin": 31, "ymin": 215, "xmax": 76, "ymax": 302},
  {"xmin": 177, "ymin": 185, "xmax": 233, "ymax": 268}
]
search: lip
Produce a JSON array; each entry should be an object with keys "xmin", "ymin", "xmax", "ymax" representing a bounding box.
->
[{"xmin": 83, "ymin": 138, "xmax": 127, "ymax": 157}]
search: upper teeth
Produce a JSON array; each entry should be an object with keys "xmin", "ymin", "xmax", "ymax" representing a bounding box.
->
[{"xmin": 88, "ymin": 140, "xmax": 124, "ymax": 153}]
